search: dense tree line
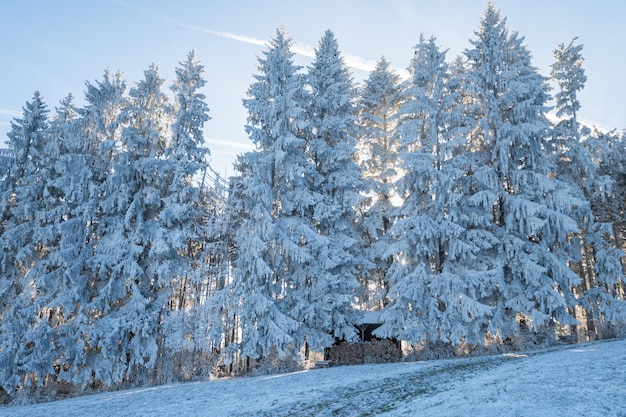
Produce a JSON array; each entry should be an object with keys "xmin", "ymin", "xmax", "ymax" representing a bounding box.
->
[{"xmin": 0, "ymin": 4, "xmax": 624, "ymax": 402}]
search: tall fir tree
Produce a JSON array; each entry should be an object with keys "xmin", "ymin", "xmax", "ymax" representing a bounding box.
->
[
  {"xmin": 0, "ymin": 92, "xmax": 52, "ymax": 391},
  {"xmin": 58, "ymin": 70, "xmax": 130, "ymax": 386},
  {"xmin": 356, "ymin": 57, "xmax": 404, "ymax": 310},
  {"xmin": 551, "ymin": 39, "xmax": 626, "ymax": 338},
  {"xmin": 159, "ymin": 51, "xmax": 222, "ymax": 374},
  {"xmin": 296, "ymin": 29, "xmax": 363, "ymax": 351},
  {"xmin": 87, "ymin": 64, "xmax": 172, "ymax": 385},
  {"xmin": 226, "ymin": 28, "xmax": 314, "ymax": 360},
  {"xmin": 463, "ymin": 4, "xmax": 584, "ymax": 339},
  {"xmin": 41, "ymin": 94, "xmax": 99, "ymax": 385},
  {"xmin": 377, "ymin": 36, "xmax": 494, "ymax": 345}
]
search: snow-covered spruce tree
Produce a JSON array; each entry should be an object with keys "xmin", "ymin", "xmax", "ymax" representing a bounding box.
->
[
  {"xmin": 377, "ymin": 36, "xmax": 494, "ymax": 346},
  {"xmin": 550, "ymin": 37, "xmax": 596, "ymax": 189},
  {"xmin": 597, "ymin": 130, "xmax": 626, "ymax": 249},
  {"xmin": 37, "ymin": 94, "xmax": 105, "ymax": 386},
  {"xmin": 579, "ymin": 130, "xmax": 626, "ymax": 337},
  {"xmin": 356, "ymin": 57, "xmax": 404, "ymax": 310},
  {"xmin": 86, "ymin": 64, "xmax": 172, "ymax": 386},
  {"xmin": 214, "ymin": 154, "xmax": 253, "ymax": 369},
  {"xmin": 226, "ymin": 28, "xmax": 330, "ymax": 362},
  {"xmin": 600, "ymin": 132, "xmax": 626, "ymax": 271},
  {"xmin": 159, "ymin": 51, "xmax": 223, "ymax": 379},
  {"xmin": 293, "ymin": 29, "xmax": 363, "ymax": 352},
  {"xmin": 551, "ymin": 38, "xmax": 626, "ymax": 338},
  {"xmin": 21, "ymin": 95, "xmax": 93, "ymax": 390},
  {"xmin": 50, "ymin": 70, "xmax": 131, "ymax": 387},
  {"xmin": 463, "ymin": 4, "xmax": 585, "ymax": 340},
  {"xmin": 0, "ymin": 92, "xmax": 52, "ymax": 392}
]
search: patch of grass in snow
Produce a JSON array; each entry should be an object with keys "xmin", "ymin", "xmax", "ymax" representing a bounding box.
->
[{"xmin": 244, "ymin": 356, "xmax": 503, "ymax": 417}]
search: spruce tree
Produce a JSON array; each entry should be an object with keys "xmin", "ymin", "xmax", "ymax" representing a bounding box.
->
[
  {"xmin": 0, "ymin": 92, "xmax": 51, "ymax": 391},
  {"xmin": 551, "ymin": 39, "xmax": 626, "ymax": 338},
  {"xmin": 61, "ymin": 70, "xmax": 129, "ymax": 386},
  {"xmin": 295, "ymin": 29, "xmax": 363, "ymax": 351},
  {"xmin": 356, "ymin": 57, "xmax": 404, "ymax": 310},
  {"xmin": 377, "ymin": 36, "xmax": 493, "ymax": 345},
  {"xmin": 464, "ymin": 4, "xmax": 584, "ymax": 339},
  {"xmin": 87, "ymin": 64, "xmax": 172, "ymax": 384},
  {"xmin": 160, "ymin": 51, "xmax": 221, "ymax": 373},
  {"xmin": 226, "ymin": 28, "xmax": 312, "ymax": 360},
  {"xmin": 42, "ymin": 94, "xmax": 99, "ymax": 385}
]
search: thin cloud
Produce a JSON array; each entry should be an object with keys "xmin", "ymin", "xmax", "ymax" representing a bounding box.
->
[
  {"xmin": 166, "ymin": 19, "xmax": 267, "ymax": 48},
  {"xmin": 292, "ymin": 43, "xmax": 378, "ymax": 73},
  {"xmin": 110, "ymin": 0, "xmax": 378, "ymax": 74},
  {"xmin": 205, "ymin": 137, "xmax": 255, "ymax": 151},
  {"xmin": 343, "ymin": 52, "xmax": 379, "ymax": 73},
  {"xmin": 106, "ymin": 0, "xmax": 144, "ymax": 11},
  {"xmin": 0, "ymin": 108, "xmax": 21, "ymax": 118},
  {"xmin": 167, "ymin": 19, "xmax": 378, "ymax": 73}
]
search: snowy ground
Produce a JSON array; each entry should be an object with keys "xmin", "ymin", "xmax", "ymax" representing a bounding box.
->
[{"xmin": 3, "ymin": 338, "xmax": 626, "ymax": 416}]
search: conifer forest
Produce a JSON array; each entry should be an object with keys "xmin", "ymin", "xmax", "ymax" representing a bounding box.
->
[{"xmin": 1, "ymin": 4, "xmax": 625, "ymax": 403}]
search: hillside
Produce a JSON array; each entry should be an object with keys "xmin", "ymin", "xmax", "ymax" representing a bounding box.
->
[{"xmin": 3, "ymin": 338, "xmax": 625, "ymax": 417}]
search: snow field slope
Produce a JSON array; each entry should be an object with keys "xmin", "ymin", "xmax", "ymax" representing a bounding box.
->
[{"xmin": 3, "ymin": 338, "xmax": 626, "ymax": 417}]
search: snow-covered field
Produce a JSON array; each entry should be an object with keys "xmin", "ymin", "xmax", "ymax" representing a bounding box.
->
[{"xmin": 3, "ymin": 338, "xmax": 625, "ymax": 416}]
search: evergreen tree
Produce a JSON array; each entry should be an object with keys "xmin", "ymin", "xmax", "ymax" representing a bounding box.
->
[
  {"xmin": 59, "ymin": 70, "xmax": 130, "ymax": 386},
  {"xmin": 551, "ymin": 40, "xmax": 626, "ymax": 338},
  {"xmin": 87, "ymin": 64, "xmax": 172, "ymax": 385},
  {"xmin": 226, "ymin": 28, "xmax": 312, "ymax": 360},
  {"xmin": 464, "ymin": 4, "xmax": 584, "ymax": 339},
  {"xmin": 42, "ymin": 94, "xmax": 100, "ymax": 385},
  {"xmin": 295, "ymin": 29, "xmax": 363, "ymax": 351},
  {"xmin": 356, "ymin": 57, "xmax": 404, "ymax": 310},
  {"xmin": 377, "ymin": 36, "xmax": 493, "ymax": 345},
  {"xmin": 0, "ymin": 92, "xmax": 51, "ymax": 391},
  {"xmin": 601, "ymin": 132, "xmax": 626, "ymax": 260},
  {"xmin": 550, "ymin": 37, "xmax": 596, "ymax": 188},
  {"xmin": 160, "ymin": 51, "xmax": 222, "ymax": 374},
  {"xmin": 166, "ymin": 50, "xmax": 211, "ymax": 309}
]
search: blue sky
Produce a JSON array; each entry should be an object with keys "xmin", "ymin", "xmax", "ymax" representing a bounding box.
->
[{"xmin": 1, "ymin": 1, "xmax": 624, "ymax": 178}]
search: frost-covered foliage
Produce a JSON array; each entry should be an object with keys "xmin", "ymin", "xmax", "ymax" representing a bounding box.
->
[
  {"xmin": 0, "ymin": 55, "xmax": 221, "ymax": 396},
  {"xmin": 301, "ymin": 30, "xmax": 364, "ymax": 350},
  {"xmin": 0, "ymin": 92, "xmax": 52, "ymax": 391},
  {"xmin": 377, "ymin": 5, "xmax": 624, "ymax": 348},
  {"xmin": 461, "ymin": 4, "xmax": 585, "ymax": 338},
  {"xmin": 225, "ymin": 28, "xmax": 361, "ymax": 361},
  {"xmin": 356, "ymin": 57, "xmax": 404, "ymax": 310},
  {"xmin": 550, "ymin": 39, "xmax": 626, "ymax": 335},
  {"xmin": 377, "ymin": 36, "xmax": 494, "ymax": 345},
  {"xmin": 162, "ymin": 51, "xmax": 227, "ymax": 373},
  {"xmin": 225, "ymin": 28, "xmax": 313, "ymax": 360}
]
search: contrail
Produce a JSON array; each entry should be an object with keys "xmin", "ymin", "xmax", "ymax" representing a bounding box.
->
[
  {"xmin": 0, "ymin": 108, "xmax": 21, "ymax": 117},
  {"xmin": 166, "ymin": 19, "xmax": 377, "ymax": 73},
  {"xmin": 166, "ymin": 19, "xmax": 267, "ymax": 48},
  {"xmin": 110, "ymin": 0, "xmax": 378, "ymax": 74},
  {"xmin": 205, "ymin": 137, "xmax": 255, "ymax": 151}
]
